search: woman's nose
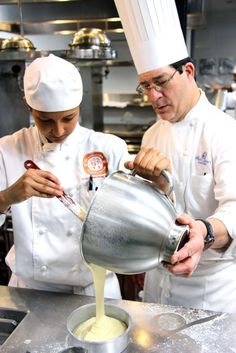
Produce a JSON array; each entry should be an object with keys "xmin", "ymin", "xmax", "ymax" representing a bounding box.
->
[{"xmin": 53, "ymin": 123, "xmax": 65, "ymax": 136}]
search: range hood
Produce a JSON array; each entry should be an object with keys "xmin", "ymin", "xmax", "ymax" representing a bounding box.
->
[{"xmin": 0, "ymin": 0, "xmax": 122, "ymax": 37}]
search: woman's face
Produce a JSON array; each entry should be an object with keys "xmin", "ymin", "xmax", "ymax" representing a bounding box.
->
[{"xmin": 31, "ymin": 106, "xmax": 80, "ymax": 143}]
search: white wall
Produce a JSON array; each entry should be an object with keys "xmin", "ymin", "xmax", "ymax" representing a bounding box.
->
[
  {"xmin": 193, "ymin": 9, "xmax": 236, "ymax": 87},
  {"xmin": 194, "ymin": 10, "xmax": 236, "ymax": 59}
]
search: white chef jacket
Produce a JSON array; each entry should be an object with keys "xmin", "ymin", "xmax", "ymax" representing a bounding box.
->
[
  {"xmin": 0, "ymin": 123, "xmax": 130, "ymax": 298},
  {"xmin": 142, "ymin": 90, "xmax": 236, "ymax": 313}
]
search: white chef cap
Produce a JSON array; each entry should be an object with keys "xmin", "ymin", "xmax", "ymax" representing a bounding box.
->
[
  {"xmin": 24, "ymin": 54, "xmax": 83, "ymax": 112},
  {"xmin": 114, "ymin": 0, "xmax": 189, "ymax": 74},
  {"xmin": 233, "ymin": 66, "xmax": 236, "ymax": 74}
]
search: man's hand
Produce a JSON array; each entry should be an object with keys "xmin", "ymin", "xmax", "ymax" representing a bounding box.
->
[
  {"xmin": 125, "ymin": 146, "xmax": 171, "ymax": 192},
  {"xmin": 164, "ymin": 214, "xmax": 205, "ymax": 277}
]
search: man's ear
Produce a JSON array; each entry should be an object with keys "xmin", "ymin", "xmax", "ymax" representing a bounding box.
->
[
  {"xmin": 23, "ymin": 97, "xmax": 32, "ymax": 112},
  {"xmin": 184, "ymin": 62, "xmax": 195, "ymax": 79}
]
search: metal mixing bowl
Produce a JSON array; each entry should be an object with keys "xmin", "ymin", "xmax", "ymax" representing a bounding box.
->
[
  {"xmin": 68, "ymin": 28, "xmax": 116, "ymax": 59},
  {"xmin": 0, "ymin": 36, "xmax": 36, "ymax": 51},
  {"xmin": 81, "ymin": 170, "xmax": 189, "ymax": 274},
  {"xmin": 67, "ymin": 303, "xmax": 131, "ymax": 353},
  {"xmin": 69, "ymin": 28, "xmax": 111, "ymax": 50}
]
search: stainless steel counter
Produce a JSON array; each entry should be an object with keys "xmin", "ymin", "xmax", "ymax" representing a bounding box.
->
[{"xmin": 0, "ymin": 285, "xmax": 235, "ymax": 353}]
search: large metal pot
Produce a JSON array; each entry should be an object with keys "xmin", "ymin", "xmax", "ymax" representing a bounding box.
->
[{"xmin": 81, "ymin": 171, "xmax": 189, "ymax": 274}]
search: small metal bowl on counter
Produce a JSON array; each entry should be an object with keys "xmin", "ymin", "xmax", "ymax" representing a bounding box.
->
[{"xmin": 66, "ymin": 303, "xmax": 131, "ymax": 353}]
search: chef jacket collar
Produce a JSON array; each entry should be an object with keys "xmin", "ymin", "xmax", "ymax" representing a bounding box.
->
[{"xmin": 38, "ymin": 123, "xmax": 81, "ymax": 152}]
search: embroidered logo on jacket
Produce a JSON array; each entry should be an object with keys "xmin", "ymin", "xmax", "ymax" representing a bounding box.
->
[
  {"xmin": 195, "ymin": 152, "xmax": 211, "ymax": 166},
  {"xmin": 83, "ymin": 151, "xmax": 108, "ymax": 175}
]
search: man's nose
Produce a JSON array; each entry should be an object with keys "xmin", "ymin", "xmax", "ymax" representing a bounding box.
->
[{"xmin": 148, "ymin": 87, "xmax": 163, "ymax": 101}]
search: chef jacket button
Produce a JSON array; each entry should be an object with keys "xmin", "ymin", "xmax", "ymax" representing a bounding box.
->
[
  {"xmin": 39, "ymin": 230, "xmax": 44, "ymax": 236},
  {"xmin": 41, "ymin": 265, "xmax": 47, "ymax": 272},
  {"xmin": 65, "ymin": 155, "xmax": 70, "ymax": 161},
  {"xmin": 67, "ymin": 229, "xmax": 73, "ymax": 236}
]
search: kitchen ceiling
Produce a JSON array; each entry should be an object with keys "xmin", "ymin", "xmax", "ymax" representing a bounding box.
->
[{"xmin": 0, "ymin": 0, "xmax": 235, "ymax": 37}]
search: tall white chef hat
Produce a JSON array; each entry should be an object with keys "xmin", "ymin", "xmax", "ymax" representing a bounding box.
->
[
  {"xmin": 114, "ymin": 0, "xmax": 189, "ymax": 75},
  {"xmin": 24, "ymin": 54, "xmax": 83, "ymax": 112}
]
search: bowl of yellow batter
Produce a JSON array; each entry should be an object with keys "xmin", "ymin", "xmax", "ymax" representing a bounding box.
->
[{"xmin": 66, "ymin": 303, "xmax": 131, "ymax": 353}]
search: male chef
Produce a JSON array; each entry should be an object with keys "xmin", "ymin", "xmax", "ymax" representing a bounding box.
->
[{"xmin": 115, "ymin": 0, "xmax": 236, "ymax": 313}]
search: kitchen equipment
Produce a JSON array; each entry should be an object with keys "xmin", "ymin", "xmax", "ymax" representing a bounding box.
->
[
  {"xmin": 67, "ymin": 303, "xmax": 131, "ymax": 353},
  {"xmin": 81, "ymin": 170, "xmax": 189, "ymax": 274},
  {"xmin": 24, "ymin": 160, "xmax": 86, "ymax": 221},
  {"xmin": 0, "ymin": 0, "xmax": 36, "ymax": 53},
  {"xmin": 68, "ymin": 28, "xmax": 116, "ymax": 59},
  {"xmin": 0, "ymin": 36, "xmax": 35, "ymax": 51},
  {"xmin": 24, "ymin": 160, "xmax": 188, "ymax": 274},
  {"xmin": 0, "ymin": 308, "xmax": 27, "ymax": 345}
]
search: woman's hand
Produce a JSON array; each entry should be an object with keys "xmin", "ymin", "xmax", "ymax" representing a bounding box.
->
[{"xmin": 0, "ymin": 169, "xmax": 64, "ymax": 211}]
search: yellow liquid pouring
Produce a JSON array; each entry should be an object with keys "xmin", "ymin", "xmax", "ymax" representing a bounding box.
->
[{"xmin": 74, "ymin": 263, "xmax": 127, "ymax": 341}]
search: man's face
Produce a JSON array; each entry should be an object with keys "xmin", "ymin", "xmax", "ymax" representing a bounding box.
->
[
  {"xmin": 31, "ymin": 106, "xmax": 79, "ymax": 143},
  {"xmin": 138, "ymin": 63, "xmax": 194, "ymax": 123}
]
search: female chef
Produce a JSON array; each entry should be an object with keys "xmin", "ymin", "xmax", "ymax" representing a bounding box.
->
[{"xmin": 0, "ymin": 54, "xmax": 130, "ymax": 298}]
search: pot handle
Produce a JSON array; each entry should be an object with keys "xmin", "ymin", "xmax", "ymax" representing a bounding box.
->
[
  {"xmin": 160, "ymin": 170, "xmax": 174, "ymax": 197},
  {"xmin": 130, "ymin": 169, "xmax": 174, "ymax": 197}
]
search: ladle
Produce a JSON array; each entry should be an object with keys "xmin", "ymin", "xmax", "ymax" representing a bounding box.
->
[{"xmin": 24, "ymin": 160, "xmax": 86, "ymax": 221}]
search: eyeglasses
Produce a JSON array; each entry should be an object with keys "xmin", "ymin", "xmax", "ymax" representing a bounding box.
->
[{"xmin": 136, "ymin": 69, "xmax": 178, "ymax": 96}]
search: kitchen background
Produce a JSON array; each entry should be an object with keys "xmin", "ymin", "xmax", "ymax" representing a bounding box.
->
[
  {"xmin": 0, "ymin": 1, "xmax": 236, "ymax": 143},
  {"xmin": 0, "ymin": 0, "xmax": 236, "ymax": 295}
]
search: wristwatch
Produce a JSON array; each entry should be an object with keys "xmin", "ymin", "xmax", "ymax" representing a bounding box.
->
[{"xmin": 196, "ymin": 219, "xmax": 215, "ymax": 250}]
